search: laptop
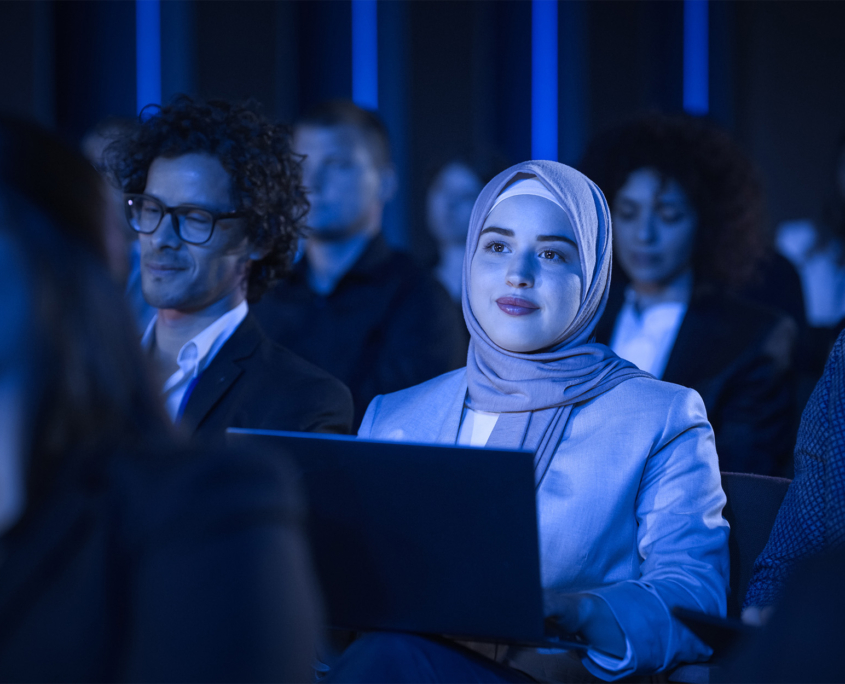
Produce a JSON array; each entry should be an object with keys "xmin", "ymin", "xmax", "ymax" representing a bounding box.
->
[{"xmin": 227, "ymin": 428, "xmax": 586, "ymax": 650}]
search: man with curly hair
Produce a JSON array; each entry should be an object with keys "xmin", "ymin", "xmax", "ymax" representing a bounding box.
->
[
  {"xmin": 254, "ymin": 100, "xmax": 465, "ymax": 427},
  {"xmin": 109, "ymin": 97, "xmax": 353, "ymax": 441}
]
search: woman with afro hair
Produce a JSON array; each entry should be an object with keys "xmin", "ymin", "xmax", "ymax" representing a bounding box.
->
[{"xmin": 582, "ymin": 113, "xmax": 796, "ymax": 475}]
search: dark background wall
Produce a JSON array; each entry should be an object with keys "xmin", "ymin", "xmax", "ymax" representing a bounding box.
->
[{"xmin": 2, "ymin": 0, "xmax": 844, "ymax": 263}]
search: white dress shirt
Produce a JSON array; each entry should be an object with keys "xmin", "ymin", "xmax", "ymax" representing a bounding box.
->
[
  {"xmin": 456, "ymin": 406, "xmax": 499, "ymax": 446},
  {"xmin": 609, "ymin": 276, "xmax": 692, "ymax": 379},
  {"xmin": 141, "ymin": 300, "xmax": 249, "ymax": 421}
]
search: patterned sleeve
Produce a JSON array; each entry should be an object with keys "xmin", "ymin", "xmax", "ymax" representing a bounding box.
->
[{"xmin": 743, "ymin": 330, "xmax": 845, "ymax": 608}]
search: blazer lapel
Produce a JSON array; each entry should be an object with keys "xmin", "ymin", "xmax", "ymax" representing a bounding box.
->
[
  {"xmin": 179, "ymin": 313, "xmax": 262, "ymax": 436},
  {"xmin": 435, "ymin": 373, "xmax": 469, "ymax": 444},
  {"xmin": 661, "ymin": 287, "xmax": 719, "ymax": 386}
]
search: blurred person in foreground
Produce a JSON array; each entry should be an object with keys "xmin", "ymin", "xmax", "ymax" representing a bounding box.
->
[
  {"xmin": 82, "ymin": 116, "xmax": 156, "ymax": 332},
  {"xmin": 742, "ymin": 328, "xmax": 845, "ymax": 624},
  {"xmin": 107, "ymin": 97, "xmax": 353, "ymax": 441},
  {"xmin": 0, "ymin": 115, "xmax": 321, "ymax": 682},
  {"xmin": 583, "ymin": 113, "xmax": 797, "ymax": 475},
  {"xmin": 253, "ymin": 100, "xmax": 465, "ymax": 428}
]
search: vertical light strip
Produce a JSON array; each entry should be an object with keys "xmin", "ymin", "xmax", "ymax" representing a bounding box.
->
[
  {"xmin": 532, "ymin": 0, "xmax": 558, "ymax": 161},
  {"xmin": 136, "ymin": 0, "xmax": 162, "ymax": 114},
  {"xmin": 352, "ymin": 0, "xmax": 378, "ymax": 109},
  {"xmin": 683, "ymin": 0, "xmax": 709, "ymax": 114}
]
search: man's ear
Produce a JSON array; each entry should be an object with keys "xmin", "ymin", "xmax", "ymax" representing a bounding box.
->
[{"xmin": 379, "ymin": 164, "xmax": 398, "ymax": 204}]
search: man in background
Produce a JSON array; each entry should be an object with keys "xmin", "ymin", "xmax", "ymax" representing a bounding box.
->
[{"xmin": 254, "ymin": 100, "xmax": 465, "ymax": 427}]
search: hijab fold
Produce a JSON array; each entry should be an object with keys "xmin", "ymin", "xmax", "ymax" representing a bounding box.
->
[{"xmin": 461, "ymin": 161, "xmax": 649, "ymax": 486}]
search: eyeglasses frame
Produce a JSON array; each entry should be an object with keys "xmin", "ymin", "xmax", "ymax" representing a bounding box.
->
[{"xmin": 124, "ymin": 193, "xmax": 247, "ymax": 245}]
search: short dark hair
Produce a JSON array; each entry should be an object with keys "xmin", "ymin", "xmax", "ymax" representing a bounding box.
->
[
  {"xmin": 0, "ymin": 116, "xmax": 167, "ymax": 508},
  {"xmin": 108, "ymin": 96, "xmax": 309, "ymax": 302},
  {"xmin": 296, "ymin": 99, "xmax": 392, "ymax": 168},
  {"xmin": 580, "ymin": 112, "xmax": 768, "ymax": 289}
]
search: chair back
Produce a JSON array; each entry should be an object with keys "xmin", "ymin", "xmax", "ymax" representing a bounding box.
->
[{"xmin": 720, "ymin": 471, "xmax": 791, "ymax": 617}]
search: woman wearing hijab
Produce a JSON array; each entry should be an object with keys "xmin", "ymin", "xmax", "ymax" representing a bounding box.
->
[{"xmin": 328, "ymin": 161, "xmax": 729, "ymax": 682}]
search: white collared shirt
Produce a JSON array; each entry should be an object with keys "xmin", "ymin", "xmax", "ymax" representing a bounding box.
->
[
  {"xmin": 141, "ymin": 300, "xmax": 249, "ymax": 421},
  {"xmin": 456, "ymin": 406, "xmax": 499, "ymax": 447},
  {"xmin": 610, "ymin": 289, "xmax": 688, "ymax": 379}
]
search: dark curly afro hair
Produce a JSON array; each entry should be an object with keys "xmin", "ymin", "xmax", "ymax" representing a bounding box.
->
[
  {"xmin": 107, "ymin": 96, "xmax": 308, "ymax": 302},
  {"xmin": 579, "ymin": 112, "xmax": 768, "ymax": 290}
]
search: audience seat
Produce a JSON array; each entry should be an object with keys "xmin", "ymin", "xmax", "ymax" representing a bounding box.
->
[{"xmin": 668, "ymin": 471, "xmax": 791, "ymax": 683}]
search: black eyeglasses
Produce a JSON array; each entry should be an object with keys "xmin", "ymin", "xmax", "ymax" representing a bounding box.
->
[{"xmin": 124, "ymin": 193, "xmax": 246, "ymax": 245}]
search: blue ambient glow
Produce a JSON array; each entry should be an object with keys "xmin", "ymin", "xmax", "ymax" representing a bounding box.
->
[
  {"xmin": 136, "ymin": 0, "xmax": 162, "ymax": 114},
  {"xmin": 683, "ymin": 0, "xmax": 709, "ymax": 115},
  {"xmin": 352, "ymin": 0, "xmax": 378, "ymax": 110},
  {"xmin": 532, "ymin": 0, "xmax": 558, "ymax": 161}
]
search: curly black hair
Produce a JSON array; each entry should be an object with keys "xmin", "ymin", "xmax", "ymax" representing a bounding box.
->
[
  {"xmin": 579, "ymin": 112, "xmax": 768, "ymax": 289},
  {"xmin": 108, "ymin": 96, "xmax": 308, "ymax": 302}
]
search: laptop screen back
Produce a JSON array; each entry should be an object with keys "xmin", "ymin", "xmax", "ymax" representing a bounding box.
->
[{"xmin": 227, "ymin": 429, "xmax": 545, "ymax": 642}]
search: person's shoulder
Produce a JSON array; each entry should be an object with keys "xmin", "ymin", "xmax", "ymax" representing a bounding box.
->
[
  {"xmin": 361, "ymin": 367, "xmax": 466, "ymax": 436},
  {"xmin": 378, "ymin": 367, "xmax": 466, "ymax": 409},
  {"xmin": 696, "ymin": 287, "xmax": 794, "ymax": 334},
  {"xmin": 586, "ymin": 375, "xmax": 709, "ymax": 427},
  {"xmin": 692, "ymin": 287, "xmax": 797, "ymax": 362}
]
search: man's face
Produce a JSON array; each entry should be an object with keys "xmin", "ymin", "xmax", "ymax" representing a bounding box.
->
[
  {"xmin": 139, "ymin": 153, "xmax": 254, "ymax": 313},
  {"xmin": 293, "ymin": 124, "xmax": 384, "ymax": 241}
]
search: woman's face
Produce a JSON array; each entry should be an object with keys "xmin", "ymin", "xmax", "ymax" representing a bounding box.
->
[
  {"xmin": 612, "ymin": 168, "xmax": 698, "ymax": 292},
  {"xmin": 469, "ymin": 194, "xmax": 582, "ymax": 353},
  {"xmin": 427, "ymin": 162, "xmax": 484, "ymax": 246}
]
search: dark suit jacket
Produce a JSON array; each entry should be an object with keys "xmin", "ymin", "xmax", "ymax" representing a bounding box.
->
[
  {"xmin": 595, "ymin": 281, "xmax": 797, "ymax": 475},
  {"xmin": 0, "ymin": 446, "xmax": 320, "ymax": 683},
  {"xmin": 181, "ymin": 312, "xmax": 354, "ymax": 443},
  {"xmin": 253, "ymin": 235, "xmax": 466, "ymax": 428}
]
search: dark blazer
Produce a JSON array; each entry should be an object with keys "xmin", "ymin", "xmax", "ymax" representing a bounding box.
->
[
  {"xmin": 0, "ymin": 446, "xmax": 320, "ymax": 683},
  {"xmin": 595, "ymin": 280, "xmax": 797, "ymax": 475},
  {"xmin": 181, "ymin": 312, "xmax": 354, "ymax": 443},
  {"xmin": 254, "ymin": 235, "xmax": 466, "ymax": 428}
]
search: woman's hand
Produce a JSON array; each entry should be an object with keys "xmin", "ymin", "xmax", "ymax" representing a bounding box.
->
[{"xmin": 544, "ymin": 590, "xmax": 627, "ymax": 659}]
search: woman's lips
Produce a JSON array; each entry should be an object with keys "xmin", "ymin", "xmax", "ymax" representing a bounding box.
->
[{"xmin": 496, "ymin": 296, "xmax": 539, "ymax": 316}]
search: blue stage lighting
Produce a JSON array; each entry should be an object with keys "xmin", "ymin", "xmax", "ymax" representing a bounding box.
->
[
  {"xmin": 683, "ymin": 0, "xmax": 709, "ymax": 115},
  {"xmin": 136, "ymin": 0, "xmax": 162, "ymax": 114},
  {"xmin": 532, "ymin": 0, "xmax": 558, "ymax": 161},
  {"xmin": 353, "ymin": 0, "xmax": 378, "ymax": 110}
]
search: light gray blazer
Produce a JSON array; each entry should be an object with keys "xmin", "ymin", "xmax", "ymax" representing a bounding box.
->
[{"xmin": 359, "ymin": 368, "xmax": 730, "ymax": 679}]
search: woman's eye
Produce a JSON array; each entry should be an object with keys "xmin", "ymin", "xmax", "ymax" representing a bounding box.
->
[
  {"xmin": 540, "ymin": 249, "xmax": 563, "ymax": 261},
  {"xmin": 658, "ymin": 209, "xmax": 684, "ymax": 223},
  {"xmin": 485, "ymin": 241, "xmax": 507, "ymax": 253}
]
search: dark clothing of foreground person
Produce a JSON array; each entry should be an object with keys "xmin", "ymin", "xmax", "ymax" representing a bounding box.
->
[
  {"xmin": 255, "ymin": 234, "xmax": 465, "ymax": 427},
  {"xmin": 0, "ymin": 446, "xmax": 319, "ymax": 683},
  {"xmin": 596, "ymin": 279, "xmax": 796, "ymax": 475},
  {"xmin": 179, "ymin": 312, "xmax": 353, "ymax": 441},
  {"xmin": 727, "ymin": 546, "xmax": 845, "ymax": 683},
  {"xmin": 743, "ymin": 328, "xmax": 845, "ymax": 609}
]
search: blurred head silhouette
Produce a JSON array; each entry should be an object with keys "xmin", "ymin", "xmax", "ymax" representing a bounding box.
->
[
  {"xmin": 293, "ymin": 100, "xmax": 396, "ymax": 243},
  {"xmin": 580, "ymin": 113, "xmax": 767, "ymax": 294},
  {"xmin": 0, "ymin": 116, "xmax": 163, "ymax": 534}
]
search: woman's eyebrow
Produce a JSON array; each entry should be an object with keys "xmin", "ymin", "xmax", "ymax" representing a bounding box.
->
[
  {"xmin": 538, "ymin": 234, "xmax": 578, "ymax": 248},
  {"xmin": 479, "ymin": 226, "xmax": 514, "ymax": 237}
]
